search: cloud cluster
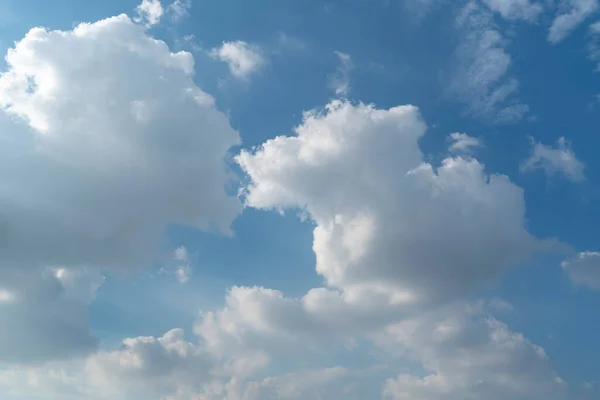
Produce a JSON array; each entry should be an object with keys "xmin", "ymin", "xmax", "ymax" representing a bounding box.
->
[
  {"xmin": 0, "ymin": 1, "xmax": 585, "ymax": 399},
  {"xmin": 382, "ymin": 304, "xmax": 565, "ymax": 400}
]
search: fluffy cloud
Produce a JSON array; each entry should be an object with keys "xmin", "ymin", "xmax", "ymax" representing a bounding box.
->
[
  {"xmin": 0, "ymin": 96, "xmax": 568, "ymax": 399},
  {"xmin": 210, "ymin": 41, "xmax": 266, "ymax": 80},
  {"xmin": 237, "ymin": 100, "xmax": 543, "ymax": 307},
  {"xmin": 84, "ymin": 329, "xmax": 216, "ymax": 399},
  {"xmin": 0, "ymin": 12, "xmax": 240, "ymax": 363},
  {"xmin": 381, "ymin": 304, "xmax": 566, "ymax": 400},
  {"xmin": 520, "ymin": 137, "xmax": 585, "ymax": 182},
  {"xmin": 0, "ymin": 324, "xmax": 349, "ymax": 399},
  {"xmin": 135, "ymin": 0, "xmax": 164, "ymax": 26},
  {"xmin": 482, "ymin": 0, "xmax": 544, "ymax": 21},
  {"xmin": 0, "ymin": 14, "xmax": 240, "ymax": 275},
  {"xmin": 561, "ymin": 251, "xmax": 600, "ymax": 289},
  {"xmin": 548, "ymin": 0, "xmax": 599, "ymax": 43},
  {"xmin": 451, "ymin": 1, "xmax": 529, "ymax": 123}
]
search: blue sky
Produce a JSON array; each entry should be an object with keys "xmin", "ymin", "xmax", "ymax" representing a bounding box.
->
[{"xmin": 1, "ymin": 0, "xmax": 600, "ymax": 399}]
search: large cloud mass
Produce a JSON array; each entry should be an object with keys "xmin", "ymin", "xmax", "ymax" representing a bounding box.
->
[
  {"xmin": 237, "ymin": 100, "xmax": 542, "ymax": 307},
  {"xmin": 0, "ymin": 3, "xmax": 576, "ymax": 398},
  {"xmin": 0, "ymin": 14, "xmax": 240, "ymax": 273},
  {"xmin": 0, "ymin": 13, "xmax": 240, "ymax": 363}
]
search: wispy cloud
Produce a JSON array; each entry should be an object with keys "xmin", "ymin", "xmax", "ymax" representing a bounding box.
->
[
  {"xmin": 521, "ymin": 137, "xmax": 585, "ymax": 182},
  {"xmin": 481, "ymin": 0, "xmax": 544, "ymax": 21},
  {"xmin": 328, "ymin": 51, "xmax": 355, "ymax": 97},
  {"xmin": 167, "ymin": 0, "xmax": 191, "ymax": 22},
  {"xmin": 450, "ymin": 1, "xmax": 529, "ymax": 123},
  {"xmin": 448, "ymin": 132, "xmax": 483, "ymax": 155},
  {"xmin": 548, "ymin": 0, "xmax": 599, "ymax": 44}
]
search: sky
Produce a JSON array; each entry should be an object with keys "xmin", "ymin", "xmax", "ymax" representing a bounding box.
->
[{"xmin": 1, "ymin": 0, "xmax": 600, "ymax": 399}]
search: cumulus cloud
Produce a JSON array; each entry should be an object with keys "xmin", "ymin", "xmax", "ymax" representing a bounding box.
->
[
  {"xmin": 548, "ymin": 0, "xmax": 599, "ymax": 43},
  {"xmin": 451, "ymin": 1, "xmax": 529, "ymax": 123},
  {"xmin": 449, "ymin": 132, "xmax": 483, "ymax": 154},
  {"xmin": 0, "ymin": 7, "xmax": 573, "ymax": 396},
  {"xmin": 134, "ymin": 0, "xmax": 164, "ymax": 26},
  {"xmin": 520, "ymin": 137, "xmax": 585, "ymax": 182},
  {"xmin": 381, "ymin": 304, "xmax": 566, "ymax": 400},
  {"xmin": 329, "ymin": 51, "xmax": 354, "ymax": 97},
  {"xmin": 210, "ymin": 41, "xmax": 266, "ymax": 80},
  {"xmin": 0, "ymin": 15, "xmax": 240, "ymax": 275},
  {"xmin": 0, "ymin": 13, "xmax": 240, "ymax": 363},
  {"xmin": 561, "ymin": 251, "xmax": 600, "ymax": 289},
  {"xmin": 482, "ymin": 0, "xmax": 544, "ymax": 21},
  {"xmin": 237, "ymin": 100, "xmax": 543, "ymax": 307},
  {"xmin": 0, "ymin": 324, "xmax": 349, "ymax": 400},
  {"xmin": 0, "ymin": 97, "xmax": 569, "ymax": 399}
]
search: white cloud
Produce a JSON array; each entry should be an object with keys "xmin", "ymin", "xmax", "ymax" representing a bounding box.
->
[
  {"xmin": 84, "ymin": 328, "xmax": 216, "ymax": 399},
  {"xmin": 210, "ymin": 41, "xmax": 266, "ymax": 80},
  {"xmin": 449, "ymin": 132, "xmax": 483, "ymax": 154},
  {"xmin": 237, "ymin": 100, "xmax": 544, "ymax": 307},
  {"xmin": 548, "ymin": 0, "xmax": 599, "ymax": 43},
  {"xmin": 381, "ymin": 304, "xmax": 566, "ymax": 400},
  {"xmin": 451, "ymin": 2, "xmax": 529, "ymax": 123},
  {"xmin": 0, "ymin": 15, "xmax": 240, "ymax": 276},
  {"xmin": 0, "ymin": 323, "xmax": 349, "ymax": 399},
  {"xmin": 134, "ymin": 0, "xmax": 164, "ymax": 27},
  {"xmin": 329, "ymin": 51, "xmax": 354, "ymax": 97},
  {"xmin": 0, "ymin": 13, "xmax": 240, "ymax": 363},
  {"xmin": 167, "ymin": 0, "xmax": 191, "ymax": 21},
  {"xmin": 561, "ymin": 251, "xmax": 600, "ymax": 289},
  {"xmin": 520, "ymin": 137, "xmax": 585, "ymax": 182},
  {"xmin": 0, "ymin": 97, "xmax": 571, "ymax": 399},
  {"xmin": 482, "ymin": 0, "xmax": 544, "ymax": 21}
]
